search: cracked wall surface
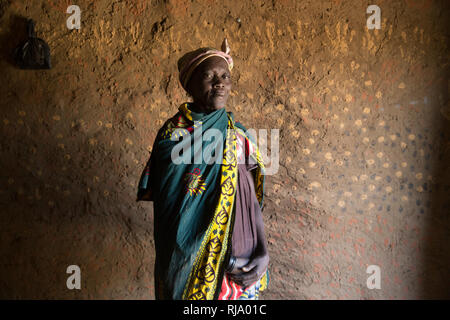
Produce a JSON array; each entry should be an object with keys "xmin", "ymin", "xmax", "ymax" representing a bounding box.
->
[{"xmin": 0, "ymin": 0, "xmax": 449, "ymax": 299}]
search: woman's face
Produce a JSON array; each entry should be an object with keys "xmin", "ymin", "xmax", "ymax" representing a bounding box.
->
[{"xmin": 187, "ymin": 56, "xmax": 232, "ymax": 113}]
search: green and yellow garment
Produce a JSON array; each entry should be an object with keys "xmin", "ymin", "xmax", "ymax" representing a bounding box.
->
[{"xmin": 136, "ymin": 102, "xmax": 266, "ymax": 300}]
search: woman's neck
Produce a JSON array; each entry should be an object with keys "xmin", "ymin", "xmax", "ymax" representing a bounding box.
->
[
  {"xmin": 190, "ymin": 101, "xmax": 222, "ymax": 114},
  {"xmin": 190, "ymin": 102, "xmax": 208, "ymax": 114}
]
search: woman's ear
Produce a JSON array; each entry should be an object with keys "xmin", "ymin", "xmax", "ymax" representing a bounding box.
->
[
  {"xmin": 185, "ymin": 86, "xmax": 192, "ymax": 98},
  {"xmin": 185, "ymin": 81, "xmax": 194, "ymax": 98}
]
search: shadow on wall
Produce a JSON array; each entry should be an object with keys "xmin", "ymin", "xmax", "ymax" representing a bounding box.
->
[
  {"xmin": 0, "ymin": 15, "xmax": 154, "ymax": 299},
  {"xmin": 0, "ymin": 14, "xmax": 28, "ymax": 67},
  {"xmin": 423, "ymin": 66, "xmax": 450, "ymax": 299}
]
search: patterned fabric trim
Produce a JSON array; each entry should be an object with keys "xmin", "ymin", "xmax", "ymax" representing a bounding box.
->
[{"xmin": 182, "ymin": 114, "xmax": 238, "ymax": 300}]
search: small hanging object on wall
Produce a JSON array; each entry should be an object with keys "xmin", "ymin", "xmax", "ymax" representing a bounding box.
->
[{"xmin": 13, "ymin": 19, "xmax": 51, "ymax": 69}]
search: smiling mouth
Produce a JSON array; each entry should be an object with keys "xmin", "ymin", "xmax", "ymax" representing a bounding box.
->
[{"xmin": 212, "ymin": 90, "xmax": 226, "ymax": 97}]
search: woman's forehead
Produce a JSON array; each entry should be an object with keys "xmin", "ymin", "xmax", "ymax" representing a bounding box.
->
[{"xmin": 197, "ymin": 56, "xmax": 230, "ymax": 72}]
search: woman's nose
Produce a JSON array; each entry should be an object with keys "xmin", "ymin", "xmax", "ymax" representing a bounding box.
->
[{"xmin": 213, "ymin": 77, "xmax": 224, "ymax": 88}]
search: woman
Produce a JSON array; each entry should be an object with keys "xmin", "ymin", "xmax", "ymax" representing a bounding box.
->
[{"xmin": 136, "ymin": 39, "xmax": 269, "ymax": 300}]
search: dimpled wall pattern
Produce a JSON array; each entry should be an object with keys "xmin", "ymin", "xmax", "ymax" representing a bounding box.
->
[{"xmin": 0, "ymin": 0, "xmax": 449, "ymax": 299}]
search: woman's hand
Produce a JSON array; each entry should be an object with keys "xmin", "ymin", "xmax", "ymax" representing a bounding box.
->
[
  {"xmin": 227, "ymin": 257, "xmax": 250, "ymax": 275},
  {"xmin": 228, "ymin": 252, "xmax": 269, "ymax": 287}
]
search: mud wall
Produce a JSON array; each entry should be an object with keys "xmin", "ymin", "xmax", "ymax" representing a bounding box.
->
[{"xmin": 0, "ymin": 0, "xmax": 449, "ymax": 299}]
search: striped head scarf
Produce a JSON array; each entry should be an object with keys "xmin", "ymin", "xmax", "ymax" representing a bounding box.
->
[{"xmin": 177, "ymin": 38, "xmax": 233, "ymax": 92}]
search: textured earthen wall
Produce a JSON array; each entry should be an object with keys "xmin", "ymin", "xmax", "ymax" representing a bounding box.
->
[{"xmin": 0, "ymin": 0, "xmax": 449, "ymax": 299}]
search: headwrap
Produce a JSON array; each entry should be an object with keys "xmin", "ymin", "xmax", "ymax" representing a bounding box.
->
[{"xmin": 177, "ymin": 38, "xmax": 234, "ymax": 92}]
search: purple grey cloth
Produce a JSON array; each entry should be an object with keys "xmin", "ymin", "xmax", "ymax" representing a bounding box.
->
[{"xmin": 231, "ymin": 162, "xmax": 261, "ymax": 259}]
